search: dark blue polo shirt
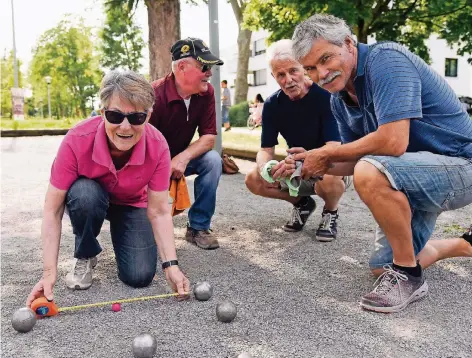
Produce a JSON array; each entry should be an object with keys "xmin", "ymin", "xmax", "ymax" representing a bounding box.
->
[
  {"xmin": 261, "ymin": 84, "xmax": 340, "ymax": 150},
  {"xmin": 331, "ymin": 42, "xmax": 472, "ymax": 157}
]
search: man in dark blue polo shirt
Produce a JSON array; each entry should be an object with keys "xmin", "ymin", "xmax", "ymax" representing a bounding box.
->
[
  {"xmin": 245, "ymin": 39, "xmax": 350, "ymax": 242},
  {"xmin": 292, "ymin": 14, "xmax": 472, "ymax": 313}
]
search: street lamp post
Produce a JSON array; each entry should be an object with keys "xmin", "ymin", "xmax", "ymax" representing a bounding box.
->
[
  {"xmin": 208, "ymin": 0, "xmax": 222, "ymax": 155},
  {"xmin": 45, "ymin": 76, "xmax": 52, "ymax": 118},
  {"xmin": 39, "ymin": 98, "xmax": 43, "ymax": 118}
]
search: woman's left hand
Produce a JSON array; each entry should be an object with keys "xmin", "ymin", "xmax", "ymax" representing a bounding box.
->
[{"xmin": 164, "ymin": 266, "xmax": 191, "ymax": 298}]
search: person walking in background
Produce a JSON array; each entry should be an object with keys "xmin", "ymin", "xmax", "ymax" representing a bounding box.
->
[{"xmin": 221, "ymin": 80, "xmax": 232, "ymax": 132}]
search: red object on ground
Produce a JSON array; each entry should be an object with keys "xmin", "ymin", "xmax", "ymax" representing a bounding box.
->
[{"xmin": 111, "ymin": 303, "xmax": 121, "ymax": 312}]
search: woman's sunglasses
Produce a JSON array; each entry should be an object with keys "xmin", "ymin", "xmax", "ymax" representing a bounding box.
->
[{"xmin": 104, "ymin": 110, "xmax": 148, "ymax": 125}]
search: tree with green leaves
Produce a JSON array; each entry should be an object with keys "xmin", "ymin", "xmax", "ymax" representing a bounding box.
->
[
  {"xmin": 229, "ymin": 0, "xmax": 252, "ymax": 104},
  {"xmin": 100, "ymin": 2, "xmax": 145, "ymax": 71},
  {"xmin": 107, "ymin": 0, "xmax": 180, "ymax": 80},
  {"xmin": 244, "ymin": 0, "xmax": 472, "ymax": 63},
  {"xmin": 29, "ymin": 18, "xmax": 102, "ymax": 118},
  {"xmin": 1, "ymin": 51, "xmax": 25, "ymax": 118}
]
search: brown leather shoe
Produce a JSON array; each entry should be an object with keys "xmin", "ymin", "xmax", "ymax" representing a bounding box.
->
[{"xmin": 185, "ymin": 226, "xmax": 220, "ymax": 250}]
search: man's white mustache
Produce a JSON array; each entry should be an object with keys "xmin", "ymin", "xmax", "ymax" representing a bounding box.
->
[{"xmin": 318, "ymin": 71, "xmax": 341, "ymax": 87}]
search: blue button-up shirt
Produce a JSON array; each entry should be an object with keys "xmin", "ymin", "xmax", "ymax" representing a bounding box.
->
[{"xmin": 331, "ymin": 42, "xmax": 472, "ymax": 158}]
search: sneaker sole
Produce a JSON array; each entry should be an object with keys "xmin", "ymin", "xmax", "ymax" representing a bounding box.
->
[
  {"xmin": 282, "ymin": 226, "xmax": 303, "ymax": 232},
  {"xmin": 316, "ymin": 235, "xmax": 336, "ymax": 242},
  {"xmin": 360, "ymin": 281, "xmax": 429, "ymax": 313},
  {"xmin": 66, "ymin": 282, "xmax": 93, "ymax": 290}
]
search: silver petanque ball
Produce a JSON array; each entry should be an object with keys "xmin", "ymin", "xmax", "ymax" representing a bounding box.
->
[
  {"xmin": 193, "ymin": 281, "xmax": 213, "ymax": 301},
  {"xmin": 12, "ymin": 307, "xmax": 37, "ymax": 333},
  {"xmin": 216, "ymin": 300, "xmax": 237, "ymax": 323},
  {"xmin": 237, "ymin": 352, "xmax": 253, "ymax": 358},
  {"xmin": 132, "ymin": 333, "xmax": 157, "ymax": 358}
]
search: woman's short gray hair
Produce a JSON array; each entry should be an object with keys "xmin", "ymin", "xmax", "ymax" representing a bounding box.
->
[
  {"xmin": 292, "ymin": 14, "xmax": 356, "ymax": 61},
  {"xmin": 100, "ymin": 70, "xmax": 155, "ymax": 110},
  {"xmin": 267, "ymin": 39, "xmax": 297, "ymax": 69}
]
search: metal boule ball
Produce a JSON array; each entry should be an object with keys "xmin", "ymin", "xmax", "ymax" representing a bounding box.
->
[
  {"xmin": 132, "ymin": 333, "xmax": 157, "ymax": 358},
  {"xmin": 193, "ymin": 281, "xmax": 213, "ymax": 301},
  {"xmin": 12, "ymin": 307, "xmax": 37, "ymax": 333},
  {"xmin": 216, "ymin": 300, "xmax": 237, "ymax": 323},
  {"xmin": 237, "ymin": 352, "xmax": 252, "ymax": 358}
]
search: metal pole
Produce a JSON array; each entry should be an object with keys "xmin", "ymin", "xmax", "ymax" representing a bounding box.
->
[
  {"xmin": 11, "ymin": 0, "xmax": 18, "ymax": 88},
  {"xmin": 208, "ymin": 0, "xmax": 222, "ymax": 155},
  {"xmin": 47, "ymin": 84, "xmax": 51, "ymax": 118}
]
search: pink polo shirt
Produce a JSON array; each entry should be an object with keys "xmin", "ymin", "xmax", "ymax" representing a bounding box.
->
[{"xmin": 50, "ymin": 116, "xmax": 171, "ymax": 208}]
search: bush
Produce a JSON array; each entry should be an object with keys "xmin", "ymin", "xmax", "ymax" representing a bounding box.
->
[{"xmin": 228, "ymin": 101, "xmax": 249, "ymax": 127}]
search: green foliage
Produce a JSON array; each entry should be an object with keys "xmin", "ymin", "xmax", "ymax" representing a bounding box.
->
[
  {"xmin": 28, "ymin": 18, "xmax": 102, "ymax": 118},
  {"xmin": 100, "ymin": 2, "xmax": 145, "ymax": 71},
  {"xmin": 1, "ymin": 52, "xmax": 25, "ymax": 118},
  {"xmin": 229, "ymin": 101, "xmax": 250, "ymax": 127},
  {"xmin": 244, "ymin": 0, "xmax": 472, "ymax": 63}
]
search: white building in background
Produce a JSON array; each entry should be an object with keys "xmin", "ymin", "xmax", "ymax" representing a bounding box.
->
[{"xmin": 219, "ymin": 30, "xmax": 472, "ymax": 103}]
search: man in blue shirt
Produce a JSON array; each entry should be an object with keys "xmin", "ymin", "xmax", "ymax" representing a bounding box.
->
[
  {"xmin": 291, "ymin": 14, "xmax": 472, "ymax": 313},
  {"xmin": 245, "ymin": 39, "xmax": 350, "ymax": 241}
]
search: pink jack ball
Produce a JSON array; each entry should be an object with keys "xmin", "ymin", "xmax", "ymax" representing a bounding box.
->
[{"xmin": 112, "ymin": 303, "xmax": 121, "ymax": 312}]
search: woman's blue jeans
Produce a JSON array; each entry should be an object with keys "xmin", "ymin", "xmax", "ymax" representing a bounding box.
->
[{"xmin": 66, "ymin": 178, "xmax": 157, "ymax": 288}]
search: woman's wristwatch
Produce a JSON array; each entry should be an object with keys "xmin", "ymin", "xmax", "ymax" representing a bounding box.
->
[{"xmin": 161, "ymin": 260, "xmax": 179, "ymax": 270}]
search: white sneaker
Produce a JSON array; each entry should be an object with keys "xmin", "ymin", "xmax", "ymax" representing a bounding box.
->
[{"xmin": 65, "ymin": 257, "xmax": 97, "ymax": 290}]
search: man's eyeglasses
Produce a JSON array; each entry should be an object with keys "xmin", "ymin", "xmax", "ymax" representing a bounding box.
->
[{"xmin": 104, "ymin": 110, "xmax": 147, "ymax": 125}]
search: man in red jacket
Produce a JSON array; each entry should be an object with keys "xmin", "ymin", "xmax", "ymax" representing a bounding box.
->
[{"xmin": 149, "ymin": 38, "xmax": 224, "ymax": 250}]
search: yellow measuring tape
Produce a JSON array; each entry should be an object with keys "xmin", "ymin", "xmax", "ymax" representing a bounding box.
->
[{"xmin": 58, "ymin": 292, "xmax": 187, "ymax": 312}]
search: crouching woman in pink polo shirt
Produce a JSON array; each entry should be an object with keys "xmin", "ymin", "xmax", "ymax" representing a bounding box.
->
[{"xmin": 27, "ymin": 70, "xmax": 190, "ymax": 305}]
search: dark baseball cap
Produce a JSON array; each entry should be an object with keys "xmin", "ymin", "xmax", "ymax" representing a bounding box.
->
[{"xmin": 171, "ymin": 37, "xmax": 224, "ymax": 66}]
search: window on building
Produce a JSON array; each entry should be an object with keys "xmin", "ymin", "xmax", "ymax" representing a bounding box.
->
[
  {"xmin": 445, "ymin": 58, "xmax": 458, "ymax": 77},
  {"xmin": 254, "ymin": 69, "xmax": 267, "ymax": 86},
  {"xmin": 247, "ymin": 72, "xmax": 254, "ymax": 86},
  {"xmin": 254, "ymin": 39, "xmax": 266, "ymax": 56}
]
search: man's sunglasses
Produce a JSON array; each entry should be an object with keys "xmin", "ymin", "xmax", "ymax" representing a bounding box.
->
[
  {"xmin": 104, "ymin": 110, "xmax": 148, "ymax": 125},
  {"xmin": 199, "ymin": 63, "xmax": 213, "ymax": 73}
]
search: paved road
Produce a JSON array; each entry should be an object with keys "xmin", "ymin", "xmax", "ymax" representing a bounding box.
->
[{"xmin": 1, "ymin": 136, "xmax": 471, "ymax": 358}]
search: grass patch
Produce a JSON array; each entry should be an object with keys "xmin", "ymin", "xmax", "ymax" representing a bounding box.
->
[
  {"xmin": 221, "ymin": 130, "xmax": 288, "ymax": 156},
  {"xmin": 1, "ymin": 118, "xmax": 82, "ymax": 130}
]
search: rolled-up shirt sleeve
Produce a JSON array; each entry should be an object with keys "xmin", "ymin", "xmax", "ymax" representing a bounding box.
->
[
  {"xmin": 50, "ymin": 135, "xmax": 79, "ymax": 190},
  {"xmin": 148, "ymin": 145, "xmax": 171, "ymax": 192}
]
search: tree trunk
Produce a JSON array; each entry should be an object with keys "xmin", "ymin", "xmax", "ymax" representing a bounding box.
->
[
  {"xmin": 230, "ymin": 0, "xmax": 251, "ymax": 104},
  {"xmin": 146, "ymin": 0, "xmax": 180, "ymax": 81},
  {"xmin": 234, "ymin": 27, "xmax": 251, "ymax": 104}
]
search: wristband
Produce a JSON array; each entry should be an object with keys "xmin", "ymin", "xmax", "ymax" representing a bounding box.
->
[{"xmin": 162, "ymin": 260, "xmax": 179, "ymax": 270}]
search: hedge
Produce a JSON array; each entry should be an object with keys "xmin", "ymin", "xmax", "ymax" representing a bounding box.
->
[{"xmin": 228, "ymin": 101, "xmax": 249, "ymax": 127}]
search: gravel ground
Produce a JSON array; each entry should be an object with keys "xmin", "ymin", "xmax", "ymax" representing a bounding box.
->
[{"xmin": 1, "ymin": 136, "xmax": 471, "ymax": 358}]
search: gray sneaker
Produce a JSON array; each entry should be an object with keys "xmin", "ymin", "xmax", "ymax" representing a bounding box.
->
[
  {"xmin": 360, "ymin": 265, "xmax": 428, "ymax": 313},
  {"xmin": 343, "ymin": 175, "xmax": 353, "ymax": 191},
  {"xmin": 65, "ymin": 257, "xmax": 98, "ymax": 290}
]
